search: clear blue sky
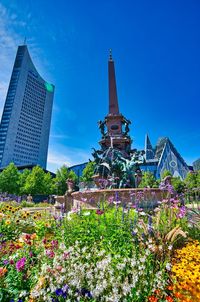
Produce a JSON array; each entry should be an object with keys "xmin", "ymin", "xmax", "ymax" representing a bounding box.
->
[{"xmin": 0, "ymin": 0, "xmax": 199, "ymax": 172}]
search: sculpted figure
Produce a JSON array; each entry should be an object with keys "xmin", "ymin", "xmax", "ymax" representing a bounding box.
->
[
  {"xmin": 91, "ymin": 148, "xmax": 101, "ymax": 164},
  {"xmin": 123, "ymin": 118, "xmax": 131, "ymax": 135},
  {"xmin": 98, "ymin": 120, "xmax": 106, "ymax": 136}
]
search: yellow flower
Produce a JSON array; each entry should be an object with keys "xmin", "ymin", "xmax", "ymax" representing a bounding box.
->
[
  {"xmin": 172, "ymin": 240, "xmax": 200, "ymax": 301},
  {"xmin": 5, "ymin": 220, "xmax": 11, "ymax": 225}
]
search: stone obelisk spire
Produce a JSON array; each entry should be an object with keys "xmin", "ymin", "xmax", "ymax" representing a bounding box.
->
[
  {"xmin": 97, "ymin": 50, "xmax": 131, "ymax": 157},
  {"xmin": 108, "ymin": 49, "xmax": 119, "ymax": 115}
]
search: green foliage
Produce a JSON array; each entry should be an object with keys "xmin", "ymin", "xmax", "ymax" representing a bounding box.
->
[
  {"xmin": 0, "ymin": 163, "xmax": 20, "ymax": 194},
  {"xmin": 171, "ymin": 177, "xmax": 186, "ymax": 193},
  {"xmin": 161, "ymin": 169, "xmax": 172, "ymax": 179},
  {"xmin": 184, "ymin": 171, "xmax": 198, "ymax": 189},
  {"xmin": 53, "ymin": 165, "xmax": 78, "ymax": 195},
  {"xmin": 81, "ymin": 161, "xmax": 95, "ymax": 182},
  {"xmin": 138, "ymin": 171, "xmax": 158, "ymax": 188},
  {"xmin": 196, "ymin": 170, "xmax": 200, "ymax": 187},
  {"xmin": 19, "ymin": 169, "xmax": 31, "ymax": 195},
  {"xmin": 23, "ymin": 166, "xmax": 54, "ymax": 195}
]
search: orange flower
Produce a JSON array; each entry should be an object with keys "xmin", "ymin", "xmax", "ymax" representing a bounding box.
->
[
  {"xmin": 167, "ymin": 285, "xmax": 173, "ymax": 291},
  {"xmin": 0, "ymin": 267, "xmax": 7, "ymax": 277},
  {"xmin": 166, "ymin": 296, "xmax": 174, "ymax": 302},
  {"xmin": 174, "ymin": 292, "xmax": 182, "ymax": 299},
  {"xmin": 31, "ymin": 233, "xmax": 37, "ymax": 240},
  {"xmin": 148, "ymin": 296, "xmax": 158, "ymax": 302}
]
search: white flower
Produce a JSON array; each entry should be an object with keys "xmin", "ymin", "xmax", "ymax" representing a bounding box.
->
[
  {"xmin": 19, "ymin": 290, "xmax": 27, "ymax": 297},
  {"xmin": 140, "ymin": 257, "xmax": 146, "ymax": 263},
  {"xmin": 83, "ymin": 211, "xmax": 90, "ymax": 216},
  {"xmin": 168, "ymin": 245, "xmax": 173, "ymax": 251},
  {"xmin": 166, "ymin": 263, "xmax": 171, "ymax": 271}
]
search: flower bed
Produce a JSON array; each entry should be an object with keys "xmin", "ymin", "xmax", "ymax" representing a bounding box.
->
[{"xmin": 0, "ymin": 194, "xmax": 199, "ymax": 302}]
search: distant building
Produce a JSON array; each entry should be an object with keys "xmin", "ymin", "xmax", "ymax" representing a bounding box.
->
[
  {"xmin": 143, "ymin": 136, "xmax": 189, "ymax": 179},
  {"xmin": 0, "ymin": 45, "xmax": 54, "ymax": 169},
  {"xmin": 193, "ymin": 158, "xmax": 200, "ymax": 171},
  {"xmin": 69, "ymin": 162, "xmax": 88, "ymax": 178}
]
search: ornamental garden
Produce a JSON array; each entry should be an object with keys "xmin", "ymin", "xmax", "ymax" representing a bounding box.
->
[{"xmin": 0, "ymin": 162, "xmax": 200, "ymax": 302}]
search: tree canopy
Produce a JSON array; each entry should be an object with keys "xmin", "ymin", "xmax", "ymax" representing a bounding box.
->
[{"xmin": 54, "ymin": 165, "xmax": 78, "ymax": 195}]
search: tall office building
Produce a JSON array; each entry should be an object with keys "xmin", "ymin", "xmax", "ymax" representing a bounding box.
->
[{"xmin": 0, "ymin": 45, "xmax": 54, "ymax": 169}]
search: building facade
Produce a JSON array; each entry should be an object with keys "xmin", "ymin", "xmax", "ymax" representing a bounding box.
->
[
  {"xmin": 0, "ymin": 45, "xmax": 54, "ymax": 169},
  {"xmin": 143, "ymin": 136, "xmax": 189, "ymax": 179},
  {"xmin": 193, "ymin": 158, "xmax": 200, "ymax": 171}
]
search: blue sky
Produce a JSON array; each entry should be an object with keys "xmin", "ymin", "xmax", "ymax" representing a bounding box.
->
[{"xmin": 0, "ymin": 0, "xmax": 199, "ymax": 172}]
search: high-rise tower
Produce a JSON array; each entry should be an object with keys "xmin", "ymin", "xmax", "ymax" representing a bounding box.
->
[{"xmin": 0, "ymin": 45, "xmax": 54, "ymax": 169}]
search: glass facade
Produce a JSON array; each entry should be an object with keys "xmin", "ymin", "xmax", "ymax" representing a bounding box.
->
[{"xmin": 0, "ymin": 45, "xmax": 54, "ymax": 169}]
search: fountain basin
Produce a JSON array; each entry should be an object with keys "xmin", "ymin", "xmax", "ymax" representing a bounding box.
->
[{"xmin": 71, "ymin": 188, "xmax": 166, "ymax": 210}]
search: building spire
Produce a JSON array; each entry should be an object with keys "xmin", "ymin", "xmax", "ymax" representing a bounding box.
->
[
  {"xmin": 23, "ymin": 37, "xmax": 27, "ymax": 45},
  {"xmin": 109, "ymin": 48, "xmax": 113, "ymax": 61},
  {"xmin": 145, "ymin": 134, "xmax": 155, "ymax": 160},
  {"xmin": 108, "ymin": 50, "xmax": 119, "ymax": 114}
]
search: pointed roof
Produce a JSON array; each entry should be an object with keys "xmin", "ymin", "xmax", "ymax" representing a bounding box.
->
[
  {"xmin": 157, "ymin": 139, "xmax": 189, "ymax": 179},
  {"xmin": 108, "ymin": 50, "xmax": 119, "ymax": 114},
  {"xmin": 145, "ymin": 134, "xmax": 155, "ymax": 160}
]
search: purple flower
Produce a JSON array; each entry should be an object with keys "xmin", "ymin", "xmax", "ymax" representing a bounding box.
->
[
  {"xmin": 148, "ymin": 215, "xmax": 153, "ymax": 235},
  {"xmin": 16, "ymin": 257, "xmax": 26, "ymax": 272},
  {"xmin": 3, "ymin": 259, "xmax": 9, "ymax": 265},
  {"xmin": 55, "ymin": 288, "xmax": 64, "ymax": 296},
  {"xmin": 62, "ymin": 284, "xmax": 69, "ymax": 293},
  {"xmin": 81, "ymin": 288, "xmax": 93, "ymax": 298},
  {"xmin": 177, "ymin": 206, "xmax": 187, "ymax": 219}
]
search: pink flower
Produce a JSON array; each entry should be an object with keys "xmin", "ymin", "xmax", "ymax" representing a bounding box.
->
[
  {"xmin": 51, "ymin": 240, "xmax": 58, "ymax": 248},
  {"xmin": 46, "ymin": 249, "xmax": 55, "ymax": 258},
  {"xmin": 108, "ymin": 196, "xmax": 114, "ymax": 203},
  {"xmin": 16, "ymin": 257, "xmax": 26, "ymax": 272},
  {"xmin": 96, "ymin": 209, "xmax": 104, "ymax": 215}
]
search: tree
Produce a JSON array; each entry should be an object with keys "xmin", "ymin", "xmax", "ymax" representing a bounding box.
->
[
  {"xmin": 81, "ymin": 161, "xmax": 95, "ymax": 182},
  {"xmin": 23, "ymin": 166, "xmax": 54, "ymax": 195},
  {"xmin": 53, "ymin": 165, "xmax": 78, "ymax": 195},
  {"xmin": 171, "ymin": 177, "xmax": 186, "ymax": 193},
  {"xmin": 19, "ymin": 169, "xmax": 31, "ymax": 195},
  {"xmin": 197, "ymin": 170, "xmax": 200, "ymax": 187},
  {"xmin": 161, "ymin": 170, "xmax": 172, "ymax": 179},
  {"xmin": 138, "ymin": 171, "xmax": 158, "ymax": 188},
  {"xmin": 0, "ymin": 163, "xmax": 20, "ymax": 194},
  {"xmin": 184, "ymin": 171, "xmax": 197, "ymax": 189}
]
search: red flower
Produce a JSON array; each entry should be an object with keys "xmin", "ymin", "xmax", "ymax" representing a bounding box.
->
[
  {"xmin": 96, "ymin": 209, "xmax": 104, "ymax": 215},
  {"xmin": 148, "ymin": 296, "xmax": 158, "ymax": 302},
  {"xmin": 166, "ymin": 297, "xmax": 174, "ymax": 302},
  {"xmin": 154, "ymin": 289, "xmax": 160, "ymax": 295}
]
